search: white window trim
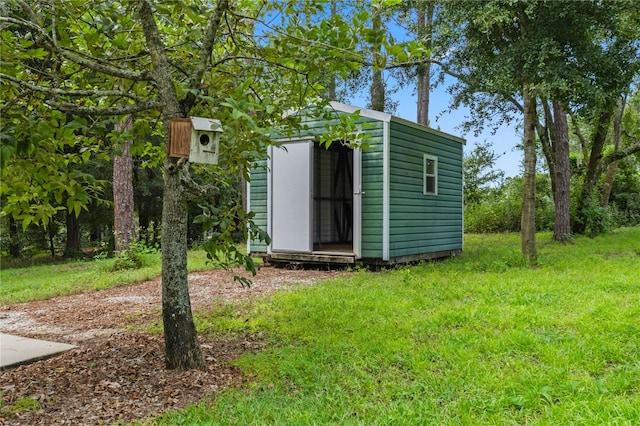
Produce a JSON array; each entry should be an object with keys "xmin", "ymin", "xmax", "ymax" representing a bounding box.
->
[{"xmin": 423, "ymin": 154, "xmax": 438, "ymax": 195}]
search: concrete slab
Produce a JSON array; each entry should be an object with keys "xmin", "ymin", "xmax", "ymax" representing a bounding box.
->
[{"xmin": 0, "ymin": 333, "xmax": 75, "ymax": 369}]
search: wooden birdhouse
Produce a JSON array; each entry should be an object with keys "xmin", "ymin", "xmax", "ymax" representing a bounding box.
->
[{"xmin": 169, "ymin": 117, "xmax": 222, "ymax": 165}]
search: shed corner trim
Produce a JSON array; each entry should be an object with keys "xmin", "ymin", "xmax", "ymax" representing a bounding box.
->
[{"xmin": 382, "ymin": 120, "xmax": 390, "ymax": 261}]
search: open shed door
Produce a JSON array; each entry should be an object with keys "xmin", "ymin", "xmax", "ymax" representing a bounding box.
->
[{"xmin": 271, "ymin": 141, "xmax": 313, "ymax": 252}]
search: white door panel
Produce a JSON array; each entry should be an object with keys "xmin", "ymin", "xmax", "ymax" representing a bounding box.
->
[{"xmin": 271, "ymin": 141, "xmax": 313, "ymax": 252}]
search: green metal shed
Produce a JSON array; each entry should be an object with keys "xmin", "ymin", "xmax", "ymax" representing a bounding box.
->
[{"xmin": 247, "ymin": 102, "xmax": 465, "ymax": 266}]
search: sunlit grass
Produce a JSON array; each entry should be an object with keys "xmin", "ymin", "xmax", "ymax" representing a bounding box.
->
[
  {"xmin": 0, "ymin": 249, "xmax": 213, "ymax": 304},
  {"xmin": 149, "ymin": 227, "xmax": 640, "ymax": 425}
]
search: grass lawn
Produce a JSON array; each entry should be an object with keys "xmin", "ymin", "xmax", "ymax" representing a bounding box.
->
[
  {"xmin": 0, "ymin": 249, "xmax": 213, "ymax": 304},
  {"xmin": 148, "ymin": 227, "xmax": 640, "ymax": 425}
]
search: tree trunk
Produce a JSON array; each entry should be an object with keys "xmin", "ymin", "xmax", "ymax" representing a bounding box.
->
[
  {"xmin": 552, "ymin": 100, "xmax": 571, "ymax": 241},
  {"xmin": 137, "ymin": 0, "xmax": 205, "ymax": 370},
  {"xmin": 521, "ymin": 87, "xmax": 537, "ymax": 263},
  {"xmin": 370, "ymin": 70, "xmax": 384, "ymax": 111},
  {"xmin": 370, "ymin": 10, "xmax": 385, "ymax": 112},
  {"xmin": 575, "ymin": 107, "xmax": 614, "ymax": 233},
  {"xmin": 48, "ymin": 224, "xmax": 56, "ymax": 257},
  {"xmin": 8, "ymin": 215, "xmax": 21, "ymax": 258},
  {"xmin": 569, "ymin": 112, "xmax": 591, "ymax": 165},
  {"xmin": 240, "ymin": 171, "xmax": 247, "ymax": 212},
  {"xmin": 65, "ymin": 211, "xmax": 81, "ymax": 256},
  {"xmin": 161, "ymin": 129, "xmax": 205, "ymax": 371},
  {"xmin": 538, "ymin": 99, "xmax": 556, "ymax": 199},
  {"xmin": 139, "ymin": 203, "xmax": 151, "ymax": 245},
  {"xmin": 602, "ymin": 97, "xmax": 625, "ymax": 207},
  {"xmin": 113, "ymin": 116, "xmax": 137, "ymax": 251},
  {"xmin": 416, "ymin": 3, "xmax": 434, "ymax": 126}
]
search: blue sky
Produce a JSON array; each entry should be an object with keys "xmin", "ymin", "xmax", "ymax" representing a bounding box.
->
[
  {"xmin": 345, "ymin": 6, "xmax": 525, "ymax": 179},
  {"xmin": 350, "ymin": 77, "xmax": 525, "ymax": 178}
]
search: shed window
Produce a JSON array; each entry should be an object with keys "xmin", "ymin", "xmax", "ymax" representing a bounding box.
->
[{"xmin": 423, "ymin": 154, "xmax": 438, "ymax": 195}]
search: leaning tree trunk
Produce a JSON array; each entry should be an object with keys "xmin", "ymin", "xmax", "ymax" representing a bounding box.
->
[
  {"xmin": 539, "ymin": 99, "xmax": 556, "ymax": 199},
  {"xmin": 521, "ymin": 87, "xmax": 537, "ymax": 263},
  {"xmin": 552, "ymin": 100, "xmax": 571, "ymax": 242},
  {"xmin": 575, "ymin": 107, "xmax": 614, "ymax": 233},
  {"xmin": 113, "ymin": 116, "xmax": 136, "ymax": 251},
  {"xmin": 602, "ymin": 98, "xmax": 625, "ymax": 207}
]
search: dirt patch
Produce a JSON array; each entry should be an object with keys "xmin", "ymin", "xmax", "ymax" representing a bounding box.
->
[{"xmin": 0, "ymin": 266, "xmax": 342, "ymax": 425}]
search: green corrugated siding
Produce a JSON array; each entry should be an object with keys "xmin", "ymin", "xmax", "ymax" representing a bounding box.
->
[
  {"xmin": 249, "ymin": 159, "xmax": 269, "ymax": 253},
  {"xmin": 388, "ymin": 120, "xmax": 463, "ymax": 258},
  {"xmin": 359, "ymin": 121, "xmax": 384, "ymax": 259}
]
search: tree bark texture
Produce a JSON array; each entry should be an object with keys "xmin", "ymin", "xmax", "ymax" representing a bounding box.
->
[
  {"xmin": 161, "ymin": 154, "xmax": 205, "ymax": 371},
  {"xmin": 576, "ymin": 107, "xmax": 614, "ymax": 233},
  {"xmin": 371, "ymin": 69, "xmax": 384, "ymax": 111},
  {"xmin": 601, "ymin": 98, "xmax": 625, "ymax": 207},
  {"xmin": 65, "ymin": 211, "xmax": 81, "ymax": 256},
  {"xmin": 113, "ymin": 116, "xmax": 136, "ymax": 251},
  {"xmin": 370, "ymin": 11, "xmax": 385, "ymax": 112},
  {"xmin": 138, "ymin": 0, "xmax": 206, "ymax": 370},
  {"xmin": 552, "ymin": 100, "xmax": 571, "ymax": 241},
  {"xmin": 521, "ymin": 87, "xmax": 537, "ymax": 263},
  {"xmin": 8, "ymin": 215, "xmax": 21, "ymax": 258},
  {"xmin": 416, "ymin": 65, "xmax": 430, "ymax": 126},
  {"xmin": 538, "ymin": 99, "xmax": 556, "ymax": 199},
  {"xmin": 416, "ymin": 3, "xmax": 434, "ymax": 127},
  {"xmin": 48, "ymin": 225, "xmax": 56, "ymax": 257}
]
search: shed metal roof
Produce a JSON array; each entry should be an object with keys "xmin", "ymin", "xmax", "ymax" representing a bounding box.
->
[{"xmin": 328, "ymin": 101, "xmax": 466, "ymax": 145}]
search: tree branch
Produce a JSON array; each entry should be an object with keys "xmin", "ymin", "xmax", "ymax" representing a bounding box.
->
[
  {"xmin": 0, "ymin": 16, "xmax": 152, "ymax": 83},
  {"xmin": 178, "ymin": 160, "xmax": 219, "ymax": 201},
  {"xmin": 569, "ymin": 112, "xmax": 590, "ymax": 163},
  {"xmin": 601, "ymin": 139, "xmax": 640, "ymax": 168},
  {"xmin": 168, "ymin": 58, "xmax": 191, "ymax": 78},
  {"xmin": 0, "ymin": 87, "xmax": 31, "ymax": 114},
  {"xmin": 1, "ymin": 73, "xmax": 151, "ymax": 103},
  {"xmin": 137, "ymin": 0, "xmax": 181, "ymax": 119},
  {"xmin": 536, "ymin": 97, "xmax": 554, "ymax": 175},
  {"xmin": 46, "ymin": 98, "xmax": 161, "ymax": 116},
  {"xmin": 58, "ymin": 46, "xmax": 154, "ymax": 82},
  {"xmin": 248, "ymin": 11, "xmax": 363, "ymax": 63},
  {"xmin": 387, "ymin": 56, "xmax": 526, "ymax": 115},
  {"xmin": 16, "ymin": 0, "xmax": 41, "ymax": 24},
  {"xmin": 181, "ymin": 0, "xmax": 231, "ymax": 111}
]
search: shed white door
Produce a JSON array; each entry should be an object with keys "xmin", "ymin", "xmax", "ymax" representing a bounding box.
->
[{"xmin": 271, "ymin": 141, "xmax": 313, "ymax": 252}]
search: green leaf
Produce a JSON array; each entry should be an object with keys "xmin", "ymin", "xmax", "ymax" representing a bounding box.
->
[
  {"xmin": 21, "ymin": 215, "xmax": 32, "ymax": 231},
  {"xmin": 380, "ymin": 0, "xmax": 403, "ymax": 7}
]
